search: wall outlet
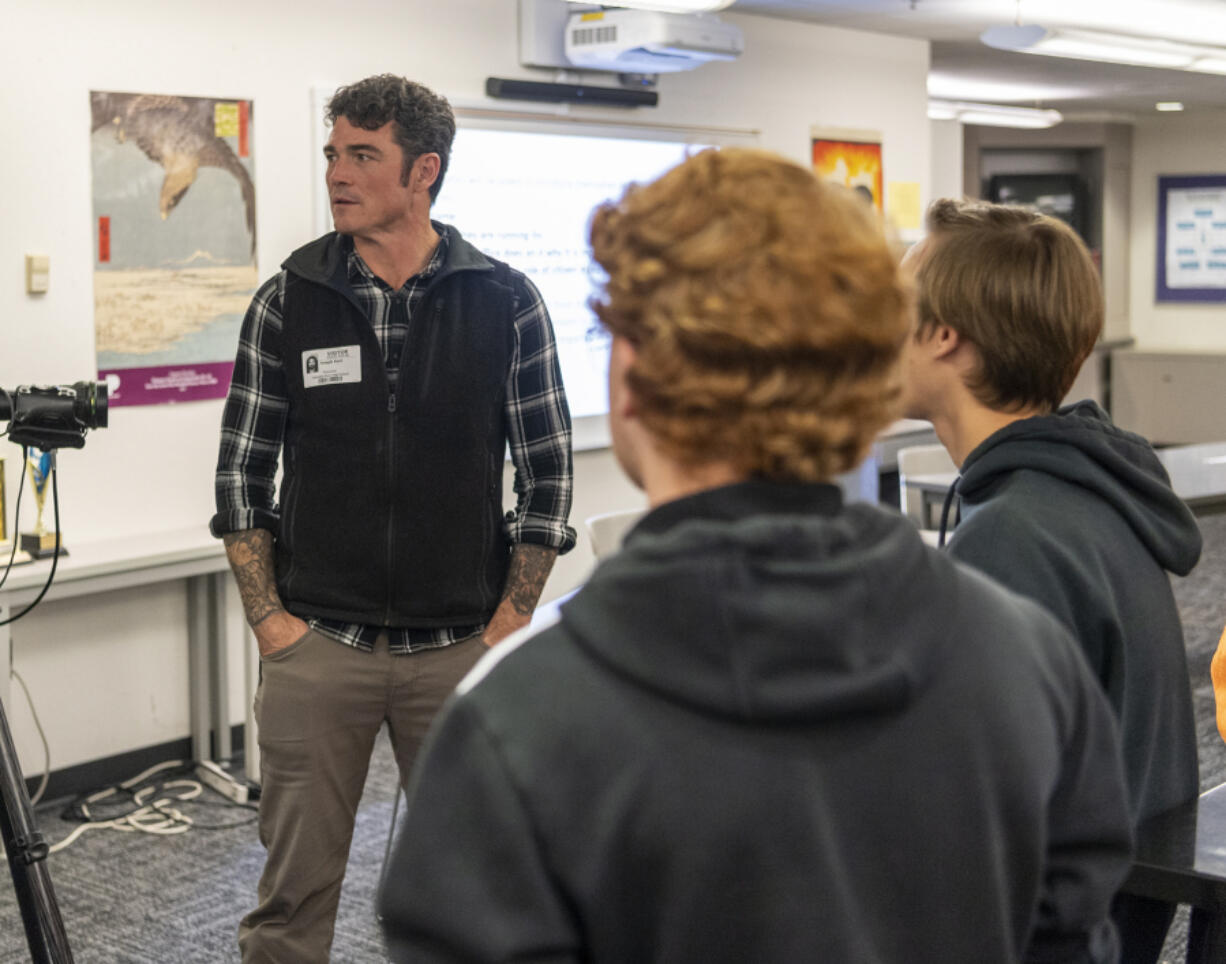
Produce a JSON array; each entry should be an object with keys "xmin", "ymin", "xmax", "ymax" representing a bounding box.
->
[{"xmin": 25, "ymin": 254, "xmax": 49, "ymax": 295}]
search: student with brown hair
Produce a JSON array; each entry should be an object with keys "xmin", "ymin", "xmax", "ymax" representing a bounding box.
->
[
  {"xmin": 377, "ymin": 150, "xmax": 1133, "ymax": 963},
  {"xmin": 902, "ymin": 198, "xmax": 1202, "ymax": 963}
]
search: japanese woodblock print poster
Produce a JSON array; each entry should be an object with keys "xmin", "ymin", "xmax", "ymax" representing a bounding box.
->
[
  {"xmin": 91, "ymin": 91, "xmax": 257, "ymax": 406},
  {"xmin": 811, "ymin": 127, "xmax": 883, "ymax": 213}
]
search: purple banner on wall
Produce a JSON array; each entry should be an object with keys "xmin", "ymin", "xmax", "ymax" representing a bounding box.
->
[{"xmin": 100, "ymin": 362, "xmax": 233, "ymax": 407}]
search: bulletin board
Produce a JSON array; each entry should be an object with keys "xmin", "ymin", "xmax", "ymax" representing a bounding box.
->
[{"xmin": 1156, "ymin": 174, "xmax": 1226, "ymax": 303}]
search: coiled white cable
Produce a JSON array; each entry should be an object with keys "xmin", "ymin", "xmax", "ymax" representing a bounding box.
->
[{"xmin": 49, "ymin": 777, "xmax": 203, "ymax": 853}]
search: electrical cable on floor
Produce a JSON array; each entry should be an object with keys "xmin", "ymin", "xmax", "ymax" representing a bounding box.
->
[
  {"xmin": 0, "ymin": 760, "xmax": 253, "ymax": 863},
  {"xmin": 52, "ymin": 758, "xmax": 258, "ymax": 852},
  {"xmin": 52, "ymin": 777, "xmax": 202, "ymax": 851},
  {"xmin": 1, "ymin": 662, "xmax": 259, "ymax": 862},
  {"xmin": 60, "ymin": 757, "xmax": 190, "ymax": 824},
  {"xmin": 0, "ymin": 757, "xmax": 259, "ymax": 863}
]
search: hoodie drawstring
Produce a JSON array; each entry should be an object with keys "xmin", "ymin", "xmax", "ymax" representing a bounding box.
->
[{"xmin": 938, "ymin": 477, "xmax": 961, "ymax": 549}]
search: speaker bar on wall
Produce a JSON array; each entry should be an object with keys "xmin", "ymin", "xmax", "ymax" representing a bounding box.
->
[{"xmin": 486, "ymin": 77, "xmax": 658, "ymax": 108}]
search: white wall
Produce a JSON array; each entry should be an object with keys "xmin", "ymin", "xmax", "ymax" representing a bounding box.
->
[
  {"xmin": 2, "ymin": 0, "xmax": 930, "ymax": 776},
  {"xmin": 1128, "ymin": 110, "xmax": 1226, "ymax": 350},
  {"xmin": 929, "ymin": 119, "xmax": 964, "ymax": 205}
]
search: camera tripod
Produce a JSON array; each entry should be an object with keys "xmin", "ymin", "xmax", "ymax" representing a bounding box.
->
[
  {"xmin": 0, "ymin": 448, "xmax": 75, "ymax": 960},
  {"xmin": 0, "ymin": 384, "xmax": 108, "ymax": 961},
  {"xmin": 0, "ymin": 686, "xmax": 74, "ymax": 962}
]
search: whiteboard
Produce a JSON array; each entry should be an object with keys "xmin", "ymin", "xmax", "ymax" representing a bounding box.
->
[{"xmin": 312, "ymin": 93, "xmax": 757, "ymax": 450}]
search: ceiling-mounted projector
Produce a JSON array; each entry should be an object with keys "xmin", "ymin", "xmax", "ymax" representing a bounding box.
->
[{"xmin": 564, "ymin": 8, "xmax": 744, "ymax": 72}]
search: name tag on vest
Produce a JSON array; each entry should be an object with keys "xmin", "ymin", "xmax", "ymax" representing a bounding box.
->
[{"xmin": 302, "ymin": 345, "xmax": 361, "ymax": 387}]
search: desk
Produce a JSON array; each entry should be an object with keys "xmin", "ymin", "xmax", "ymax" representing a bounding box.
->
[
  {"xmin": 1123, "ymin": 783, "xmax": 1226, "ymax": 962},
  {"xmin": 901, "ymin": 441, "xmax": 1226, "ymax": 528},
  {"xmin": 1157, "ymin": 442, "xmax": 1226, "ymax": 511},
  {"xmin": 0, "ymin": 528, "xmax": 247, "ymax": 777}
]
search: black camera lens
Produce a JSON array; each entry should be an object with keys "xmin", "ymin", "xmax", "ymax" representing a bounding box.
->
[
  {"xmin": 70, "ymin": 380, "xmax": 108, "ymax": 430},
  {"xmin": 0, "ymin": 381, "xmax": 109, "ymax": 450}
]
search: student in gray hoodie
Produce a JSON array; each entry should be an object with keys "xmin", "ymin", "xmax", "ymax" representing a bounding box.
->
[
  {"xmin": 901, "ymin": 198, "xmax": 1202, "ymax": 963},
  {"xmin": 377, "ymin": 149, "xmax": 1133, "ymax": 964}
]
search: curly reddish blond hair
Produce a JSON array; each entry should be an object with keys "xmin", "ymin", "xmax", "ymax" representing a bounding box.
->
[{"xmin": 589, "ymin": 148, "xmax": 909, "ymax": 483}]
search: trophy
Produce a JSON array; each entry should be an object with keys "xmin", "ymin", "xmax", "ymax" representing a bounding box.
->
[
  {"xmin": 0, "ymin": 457, "xmax": 32, "ymax": 566},
  {"xmin": 20, "ymin": 450, "xmax": 67, "ymax": 559}
]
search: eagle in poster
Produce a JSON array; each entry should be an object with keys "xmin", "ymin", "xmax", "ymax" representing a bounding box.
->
[{"xmin": 91, "ymin": 91, "xmax": 256, "ymax": 255}]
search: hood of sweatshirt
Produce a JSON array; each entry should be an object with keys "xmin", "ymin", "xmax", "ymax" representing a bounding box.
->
[
  {"xmin": 954, "ymin": 400, "xmax": 1201, "ymax": 576},
  {"xmin": 559, "ymin": 481, "xmax": 957, "ymax": 724}
]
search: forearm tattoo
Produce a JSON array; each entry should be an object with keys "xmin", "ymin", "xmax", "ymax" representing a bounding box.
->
[
  {"xmin": 223, "ymin": 529, "xmax": 284, "ymax": 627},
  {"xmin": 503, "ymin": 544, "xmax": 558, "ymax": 617}
]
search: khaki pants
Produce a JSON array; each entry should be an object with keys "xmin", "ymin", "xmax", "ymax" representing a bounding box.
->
[{"xmin": 238, "ymin": 629, "xmax": 485, "ymax": 964}]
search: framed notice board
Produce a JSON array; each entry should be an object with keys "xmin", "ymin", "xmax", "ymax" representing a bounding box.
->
[{"xmin": 1156, "ymin": 174, "xmax": 1226, "ymax": 303}]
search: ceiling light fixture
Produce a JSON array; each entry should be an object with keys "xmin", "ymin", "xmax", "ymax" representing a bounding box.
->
[
  {"xmin": 982, "ymin": 23, "xmax": 1226, "ymax": 74},
  {"xmin": 1193, "ymin": 57, "xmax": 1226, "ymax": 74},
  {"xmin": 1156, "ymin": 102, "xmax": 1185, "ymax": 111},
  {"xmin": 566, "ymin": 0, "xmax": 736, "ymax": 11},
  {"xmin": 927, "ymin": 100, "xmax": 1063, "ymax": 129},
  {"xmin": 927, "ymin": 74, "xmax": 1089, "ymax": 104}
]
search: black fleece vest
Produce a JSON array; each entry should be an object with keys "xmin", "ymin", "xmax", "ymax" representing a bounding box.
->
[{"xmin": 275, "ymin": 248, "xmax": 515, "ymax": 627}]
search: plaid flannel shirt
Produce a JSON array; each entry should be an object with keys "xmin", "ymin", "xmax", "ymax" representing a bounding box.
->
[{"xmin": 211, "ymin": 228, "xmax": 575, "ymax": 653}]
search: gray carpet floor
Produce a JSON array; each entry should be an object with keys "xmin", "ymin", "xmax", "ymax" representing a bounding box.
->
[{"xmin": 2, "ymin": 512, "xmax": 1226, "ymax": 963}]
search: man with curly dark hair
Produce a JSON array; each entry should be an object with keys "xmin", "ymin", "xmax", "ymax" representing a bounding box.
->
[
  {"xmin": 211, "ymin": 74, "xmax": 575, "ymax": 962},
  {"xmin": 377, "ymin": 149, "xmax": 1133, "ymax": 963}
]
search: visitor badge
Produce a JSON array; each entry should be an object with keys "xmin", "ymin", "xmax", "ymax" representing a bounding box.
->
[{"xmin": 302, "ymin": 345, "xmax": 361, "ymax": 387}]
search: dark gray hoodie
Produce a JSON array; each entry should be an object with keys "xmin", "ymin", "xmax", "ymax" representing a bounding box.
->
[
  {"xmin": 379, "ymin": 481, "xmax": 1132, "ymax": 963},
  {"xmin": 944, "ymin": 400, "xmax": 1201, "ymax": 824}
]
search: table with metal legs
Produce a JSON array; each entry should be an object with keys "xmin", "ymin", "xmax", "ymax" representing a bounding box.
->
[{"xmin": 0, "ymin": 527, "xmax": 240, "ymax": 775}]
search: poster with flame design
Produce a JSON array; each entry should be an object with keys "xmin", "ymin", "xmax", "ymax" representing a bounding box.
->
[{"xmin": 811, "ymin": 128, "xmax": 883, "ymax": 213}]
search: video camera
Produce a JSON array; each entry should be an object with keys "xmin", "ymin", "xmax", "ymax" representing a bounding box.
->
[{"xmin": 0, "ymin": 381, "xmax": 108, "ymax": 451}]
